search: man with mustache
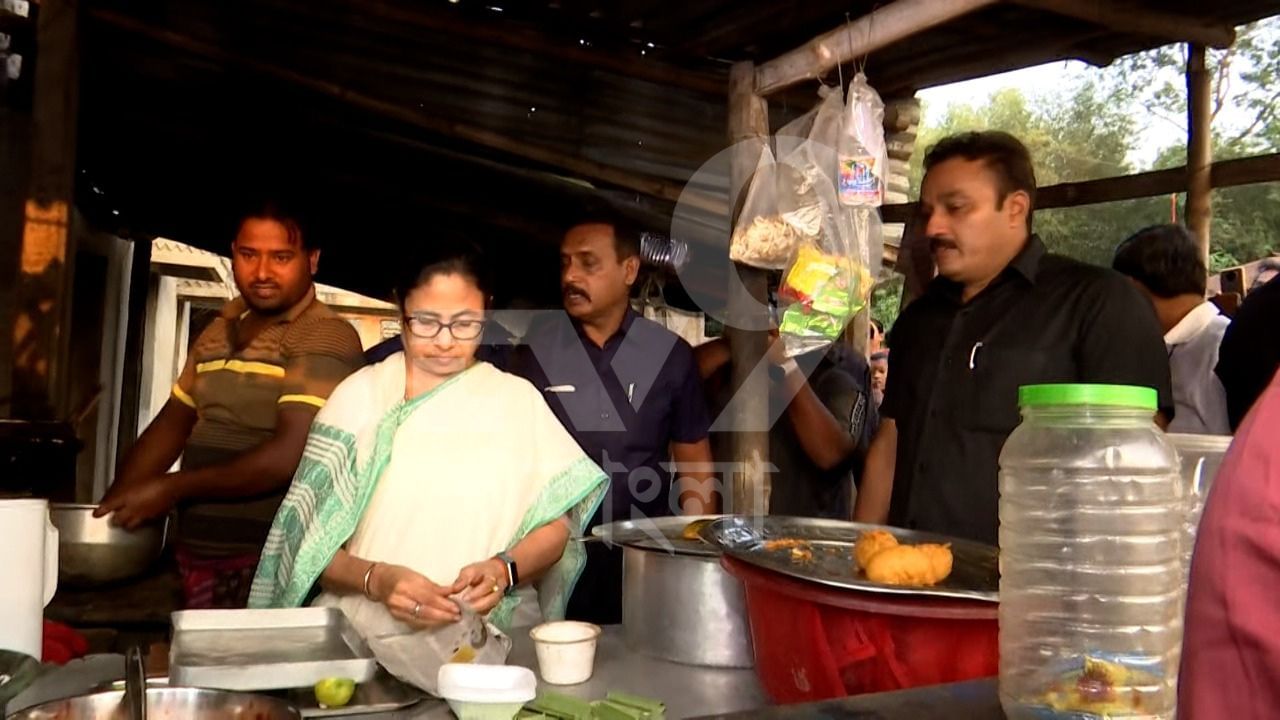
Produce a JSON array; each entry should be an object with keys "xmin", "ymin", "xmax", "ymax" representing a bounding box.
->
[
  {"xmin": 96, "ymin": 202, "xmax": 365, "ymax": 608},
  {"xmin": 508, "ymin": 210, "xmax": 715, "ymax": 624},
  {"xmin": 852, "ymin": 132, "xmax": 1172, "ymax": 545}
]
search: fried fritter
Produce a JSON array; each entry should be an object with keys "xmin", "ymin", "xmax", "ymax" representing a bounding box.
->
[
  {"xmin": 863, "ymin": 543, "xmax": 954, "ymax": 586},
  {"xmin": 854, "ymin": 530, "xmax": 900, "ymax": 570}
]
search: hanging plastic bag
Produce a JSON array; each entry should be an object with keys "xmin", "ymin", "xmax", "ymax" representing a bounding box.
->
[
  {"xmin": 730, "ymin": 144, "xmax": 799, "ymax": 270},
  {"xmin": 838, "ymin": 73, "xmax": 887, "ymax": 208},
  {"xmin": 773, "ymin": 85, "xmax": 875, "ymax": 357}
]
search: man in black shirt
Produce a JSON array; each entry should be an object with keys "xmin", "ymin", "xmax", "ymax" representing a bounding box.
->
[
  {"xmin": 853, "ymin": 131, "xmax": 1173, "ymax": 545},
  {"xmin": 1216, "ymin": 273, "xmax": 1280, "ymax": 430}
]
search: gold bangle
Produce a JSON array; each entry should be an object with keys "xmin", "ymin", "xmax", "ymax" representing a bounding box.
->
[{"xmin": 362, "ymin": 561, "xmax": 378, "ymax": 600}]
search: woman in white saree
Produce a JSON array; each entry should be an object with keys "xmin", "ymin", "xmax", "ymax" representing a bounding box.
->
[{"xmin": 248, "ymin": 248, "xmax": 607, "ymax": 642}]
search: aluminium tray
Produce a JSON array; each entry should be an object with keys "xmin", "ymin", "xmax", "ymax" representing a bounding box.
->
[
  {"xmin": 590, "ymin": 515, "xmax": 724, "ymax": 557},
  {"xmin": 169, "ymin": 607, "xmax": 378, "ymax": 691},
  {"xmin": 700, "ymin": 516, "xmax": 999, "ymax": 602}
]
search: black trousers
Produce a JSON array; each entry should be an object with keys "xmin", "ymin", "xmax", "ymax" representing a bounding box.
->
[{"xmin": 565, "ymin": 542, "xmax": 623, "ymax": 624}]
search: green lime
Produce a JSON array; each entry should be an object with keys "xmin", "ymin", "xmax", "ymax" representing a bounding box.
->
[{"xmin": 314, "ymin": 677, "xmax": 356, "ymax": 708}]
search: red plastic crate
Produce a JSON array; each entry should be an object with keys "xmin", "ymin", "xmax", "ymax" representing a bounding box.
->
[{"xmin": 722, "ymin": 554, "xmax": 999, "ymax": 704}]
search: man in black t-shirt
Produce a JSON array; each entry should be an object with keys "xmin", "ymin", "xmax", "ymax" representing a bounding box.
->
[{"xmin": 698, "ymin": 332, "xmax": 877, "ymax": 519}]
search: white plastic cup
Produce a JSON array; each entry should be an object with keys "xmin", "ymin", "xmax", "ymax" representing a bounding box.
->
[{"xmin": 529, "ymin": 621, "xmax": 601, "ymax": 685}]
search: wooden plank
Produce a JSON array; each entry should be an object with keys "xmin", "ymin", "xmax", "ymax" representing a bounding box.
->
[
  {"xmin": 1010, "ymin": 0, "xmax": 1235, "ymax": 49},
  {"xmin": 1186, "ymin": 44, "xmax": 1213, "ymax": 268},
  {"xmin": 725, "ymin": 61, "xmax": 771, "ymax": 516},
  {"xmin": 880, "ymin": 153, "xmax": 1280, "ymax": 224},
  {"xmin": 88, "ymin": 9, "xmax": 728, "ymax": 218},
  {"xmin": 754, "ymin": 0, "xmax": 1000, "ymax": 96},
  {"xmin": 12, "ymin": 0, "xmax": 78, "ymax": 419}
]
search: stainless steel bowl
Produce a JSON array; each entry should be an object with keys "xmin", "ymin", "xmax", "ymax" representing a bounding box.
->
[
  {"xmin": 49, "ymin": 504, "xmax": 167, "ymax": 588},
  {"xmin": 6, "ymin": 686, "xmax": 302, "ymax": 719}
]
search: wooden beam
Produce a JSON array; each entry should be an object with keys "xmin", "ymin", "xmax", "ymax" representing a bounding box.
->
[
  {"xmin": 12, "ymin": 0, "xmax": 79, "ymax": 420},
  {"xmin": 725, "ymin": 61, "xmax": 771, "ymax": 516},
  {"xmin": 754, "ymin": 0, "xmax": 1001, "ymax": 96},
  {"xmin": 881, "ymin": 153, "xmax": 1280, "ymax": 223},
  {"xmin": 1186, "ymin": 44, "xmax": 1213, "ymax": 269},
  {"xmin": 88, "ymin": 9, "xmax": 727, "ymax": 218},
  {"xmin": 1010, "ymin": 0, "xmax": 1235, "ymax": 49}
]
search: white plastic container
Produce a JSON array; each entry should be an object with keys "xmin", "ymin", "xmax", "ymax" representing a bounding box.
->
[
  {"xmin": 529, "ymin": 621, "xmax": 601, "ymax": 685},
  {"xmin": 999, "ymin": 384, "xmax": 1182, "ymax": 720},
  {"xmin": 436, "ymin": 663, "xmax": 536, "ymax": 720}
]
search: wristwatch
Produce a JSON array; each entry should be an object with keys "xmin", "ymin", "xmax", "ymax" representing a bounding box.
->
[{"xmin": 495, "ymin": 552, "xmax": 519, "ymax": 594}]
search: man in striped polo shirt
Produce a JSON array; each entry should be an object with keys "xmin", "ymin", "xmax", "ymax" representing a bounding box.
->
[{"xmin": 96, "ymin": 203, "xmax": 364, "ymax": 609}]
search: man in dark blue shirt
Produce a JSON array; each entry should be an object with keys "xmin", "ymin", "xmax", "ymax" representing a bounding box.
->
[{"xmin": 507, "ymin": 212, "xmax": 715, "ymax": 624}]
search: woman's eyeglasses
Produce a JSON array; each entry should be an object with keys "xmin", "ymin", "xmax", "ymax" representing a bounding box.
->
[{"xmin": 403, "ymin": 315, "xmax": 486, "ymax": 340}]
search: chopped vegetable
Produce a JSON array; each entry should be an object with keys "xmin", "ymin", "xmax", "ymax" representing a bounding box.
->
[
  {"xmin": 605, "ymin": 691, "xmax": 665, "ymax": 715},
  {"xmin": 525, "ymin": 692, "xmax": 594, "ymax": 720}
]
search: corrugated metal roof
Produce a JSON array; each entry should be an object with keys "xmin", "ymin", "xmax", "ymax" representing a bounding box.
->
[{"xmin": 74, "ymin": 0, "xmax": 1279, "ymax": 303}]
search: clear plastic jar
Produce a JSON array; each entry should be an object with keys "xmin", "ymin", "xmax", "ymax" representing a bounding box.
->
[{"xmin": 999, "ymin": 384, "xmax": 1182, "ymax": 720}]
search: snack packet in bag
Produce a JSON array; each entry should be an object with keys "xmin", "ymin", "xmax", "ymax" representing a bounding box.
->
[
  {"xmin": 367, "ymin": 595, "xmax": 511, "ymax": 696},
  {"xmin": 779, "ymin": 243, "xmax": 871, "ymax": 356},
  {"xmin": 730, "ymin": 144, "xmax": 799, "ymax": 270},
  {"xmin": 772, "ymin": 80, "xmax": 881, "ymax": 357}
]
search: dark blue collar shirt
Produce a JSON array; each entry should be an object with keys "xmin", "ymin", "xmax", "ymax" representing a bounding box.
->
[{"xmin": 507, "ymin": 307, "xmax": 712, "ymax": 528}]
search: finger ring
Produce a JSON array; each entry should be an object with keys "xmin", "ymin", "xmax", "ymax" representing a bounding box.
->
[
  {"xmin": 412, "ymin": 602, "xmax": 421, "ymax": 618},
  {"xmin": 491, "ymin": 583, "xmax": 501, "ymax": 594}
]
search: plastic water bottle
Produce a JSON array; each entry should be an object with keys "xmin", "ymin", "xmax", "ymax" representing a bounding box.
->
[{"xmin": 999, "ymin": 384, "xmax": 1182, "ymax": 720}]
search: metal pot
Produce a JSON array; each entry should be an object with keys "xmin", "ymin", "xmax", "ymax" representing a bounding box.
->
[
  {"xmin": 7, "ymin": 648, "xmax": 301, "ymax": 720},
  {"xmin": 602, "ymin": 516, "xmax": 754, "ymax": 669},
  {"xmin": 49, "ymin": 504, "xmax": 167, "ymax": 588}
]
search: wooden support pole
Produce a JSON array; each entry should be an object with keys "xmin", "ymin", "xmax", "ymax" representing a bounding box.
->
[
  {"xmin": 754, "ymin": 0, "xmax": 1000, "ymax": 96},
  {"xmin": 1186, "ymin": 44, "xmax": 1213, "ymax": 271},
  {"xmin": 726, "ymin": 61, "xmax": 771, "ymax": 516},
  {"xmin": 1011, "ymin": 0, "xmax": 1235, "ymax": 49},
  {"xmin": 12, "ymin": 0, "xmax": 79, "ymax": 420}
]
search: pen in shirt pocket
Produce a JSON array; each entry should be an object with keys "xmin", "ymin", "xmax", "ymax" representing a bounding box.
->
[{"xmin": 968, "ymin": 341, "xmax": 984, "ymax": 371}]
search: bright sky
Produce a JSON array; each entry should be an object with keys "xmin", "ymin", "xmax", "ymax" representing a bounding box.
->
[{"xmin": 916, "ymin": 58, "xmax": 1252, "ymax": 168}]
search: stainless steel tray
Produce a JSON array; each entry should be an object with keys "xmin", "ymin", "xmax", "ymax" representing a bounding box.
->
[
  {"xmin": 701, "ymin": 516, "xmax": 999, "ymax": 602},
  {"xmin": 591, "ymin": 514, "xmax": 724, "ymax": 556},
  {"xmin": 169, "ymin": 608, "xmax": 379, "ymax": 691},
  {"xmin": 287, "ymin": 669, "xmax": 425, "ymax": 718}
]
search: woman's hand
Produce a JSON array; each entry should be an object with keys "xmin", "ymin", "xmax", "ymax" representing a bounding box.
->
[
  {"xmin": 451, "ymin": 559, "xmax": 508, "ymax": 614},
  {"xmin": 370, "ymin": 563, "xmax": 461, "ymax": 628}
]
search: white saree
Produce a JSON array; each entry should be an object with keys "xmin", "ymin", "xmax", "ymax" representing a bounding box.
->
[{"xmin": 248, "ymin": 356, "xmax": 607, "ymax": 639}]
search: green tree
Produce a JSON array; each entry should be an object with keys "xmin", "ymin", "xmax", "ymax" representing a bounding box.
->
[{"xmin": 911, "ymin": 17, "xmax": 1280, "ymax": 269}]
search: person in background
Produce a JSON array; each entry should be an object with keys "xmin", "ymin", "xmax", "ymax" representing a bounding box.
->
[
  {"xmin": 506, "ymin": 208, "xmax": 715, "ymax": 625},
  {"xmin": 870, "ymin": 350, "xmax": 889, "ymax": 408},
  {"xmin": 1112, "ymin": 225, "xmax": 1230, "ymax": 435},
  {"xmin": 97, "ymin": 202, "xmax": 365, "ymax": 608},
  {"xmin": 1215, "ymin": 266, "xmax": 1280, "ymax": 430},
  {"xmin": 697, "ymin": 326, "xmax": 877, "ymax": 520},
  {"xmin": 1249, "ymin": 256, "xmax": 1280, "ymax": 292},
  {"xmin": 853, "ymin": 131, "xmax": 1173, "ymax": 545},
  {"xmin": 1179, "ymin": 368, "xmax": 1280, "ymax": 718}
]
